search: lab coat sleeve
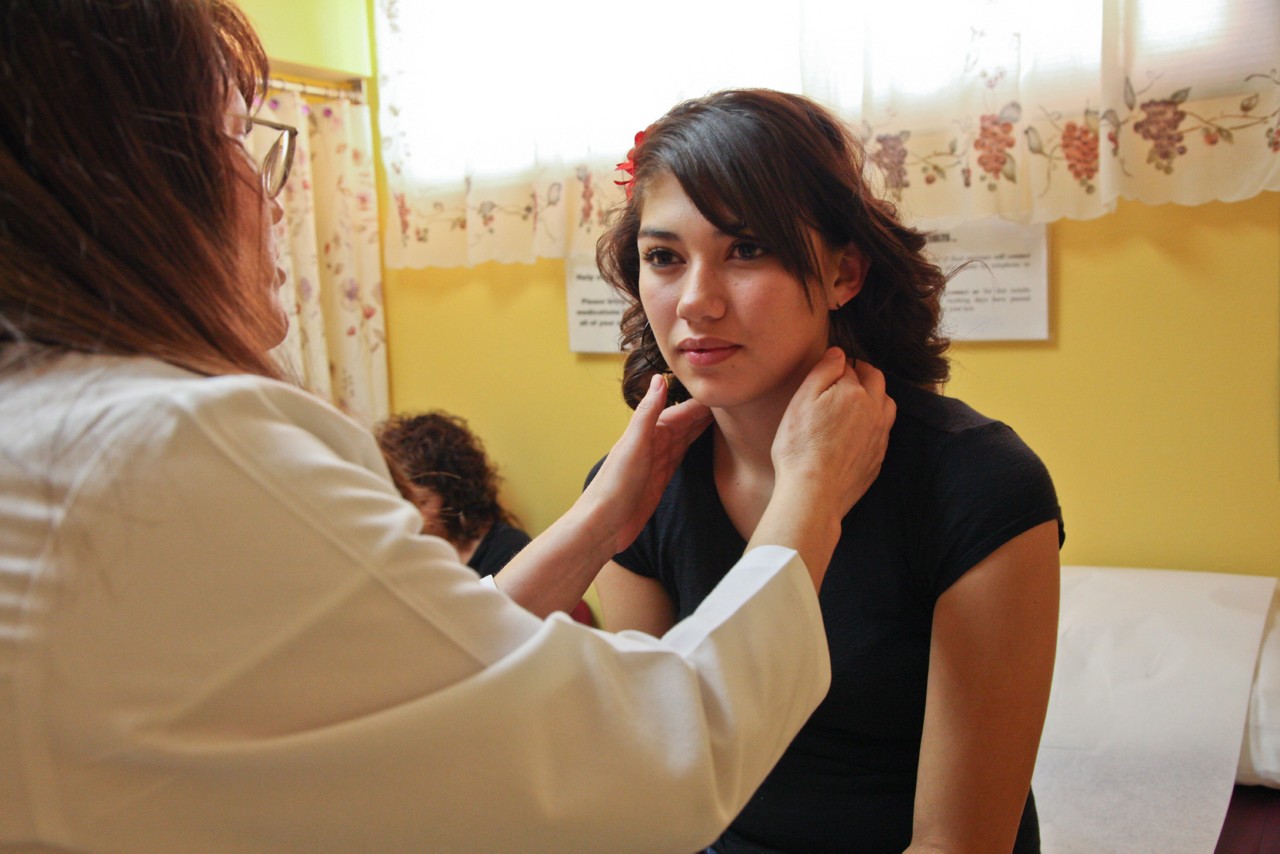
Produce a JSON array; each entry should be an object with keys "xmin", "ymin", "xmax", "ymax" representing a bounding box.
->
[{"xmin": 27, "ymin": 374, "xmax": 831, "ymax": 854}]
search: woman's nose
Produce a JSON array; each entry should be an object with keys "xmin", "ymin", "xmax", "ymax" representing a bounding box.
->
[
  {"xmin": 677, "ymin": 262, "xmax": 727, "ymax": 322},
  {"xmin": 270, "ymin": 193, "xmax": 284, "ymax": 224}
]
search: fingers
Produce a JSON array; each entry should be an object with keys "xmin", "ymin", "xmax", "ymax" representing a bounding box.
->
[
  {"xmin": 799, "ymin": 346, "xmax": 848, "ymax": 395},
  {"xmin": 637, "ymin": 372, "xmax": 668, "ymax": 414},
  {"xmin": 851, "ymin": 360, "xmax": 895, "ymax": 433},
  {"xmin": 612, "ymin": 373, "xmax": 707, "ymax": 477},
  {"xmin": 656, "ymin": 396, "xmax": 712, "ymax": 440},
  {"xmin": 590, "ymin": 374, "xmax": 709, "ymax": 554},
  {"xmin": 624, "ymin": 373, "xmax": 669, "ymax": 439},
  {"xmin": 851, "ymin": 357, "xmax": 887, "ymax": 399}
]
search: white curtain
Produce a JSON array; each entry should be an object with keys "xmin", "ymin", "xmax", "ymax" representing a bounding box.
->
[
  {"xmin": 253, "ymin": 91, "xmax": 390, "ymax": 426},
  {"xmin": 374, "ymin": 0, "xmax": 1280, "ymax": 269}
]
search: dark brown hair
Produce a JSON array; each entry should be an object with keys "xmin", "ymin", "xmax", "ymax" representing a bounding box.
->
[
  {"xmin": 376, "ymin": 411, "xmax": 521, "ymax": 544},
  {"xmin": 596, "ymin": 88, "xmax": 950, "ymax": 408},
  {"xmin": 0, "ymin": 0, "xmax": 280, "ymax": 378}
]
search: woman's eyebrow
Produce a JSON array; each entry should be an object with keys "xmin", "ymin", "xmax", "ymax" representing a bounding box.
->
[
  {"xmin": 637, "ymin": 227, "xmax": 680, "ymax": 241},
  {"xmin": 638, "ymin": 226, "xmax": 744, "ymax": 241}
]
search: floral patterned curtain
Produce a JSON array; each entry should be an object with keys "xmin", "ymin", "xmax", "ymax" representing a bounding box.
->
[
  {"xmin": 374, "ymin": 0, "xmax": 1279, "ymax": 270},
  {"xmin": 252, "ymin": 90, "xmax": 389, "ymax": 425}
]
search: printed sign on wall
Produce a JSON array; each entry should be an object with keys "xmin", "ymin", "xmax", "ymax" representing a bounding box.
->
[
  {"xmin": 923, "ymin": 220, "xmax": 1050, "ymax": 341},
  {"xmin": 567, "ymin": 261, "xmax": 627, "ymax": 353}
]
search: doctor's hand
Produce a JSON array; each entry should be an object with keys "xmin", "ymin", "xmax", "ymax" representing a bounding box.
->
[
  {"xmin": 748, "ymin": 349, "xmax": 895, "ymax": 590},
  {"xmin": 493, "ymin": 374, "xmax": 708, "ymax": 618},
  {"xmin": 583, "ymin": 373, "xmax": 712, "ymax": 556},
  {"xmin": 773, "ymin": 349, "xmax": 895, "ymax": 517}
]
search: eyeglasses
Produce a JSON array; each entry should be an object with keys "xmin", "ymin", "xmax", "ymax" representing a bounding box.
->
[{"xmin": 239, "ymin": 115, "xmax": 298, "ymax": 199}]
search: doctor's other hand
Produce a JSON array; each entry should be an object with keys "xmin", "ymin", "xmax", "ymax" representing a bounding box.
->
[
  {"xmin": 583, "ymin": 373, "xmax": 712, "ymax": 555},
  {"xmin": 773, "ymin": 348, "xmax": 896, "ymax": 519}
]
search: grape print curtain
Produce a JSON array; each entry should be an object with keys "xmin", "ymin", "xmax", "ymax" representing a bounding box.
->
[
  {"xmin": 375, "ymin": 0, "xmax": 1280, "ymax": 269},
  {"xmin": 251, "ymin": 91, "xmax": 390, "ymax": 426}
]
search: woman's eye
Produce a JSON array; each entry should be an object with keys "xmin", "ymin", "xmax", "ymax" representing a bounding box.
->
[
  {"xmin": 226, "ymin": 116, "xmax": 253, "ymax": 140},
  {"xmin": 732, "ymin": 241, "xmax": 769, "ymax": 261},
  {"xmin": 642, "ymin": 248, "xmax": 679, "ymax": 268}
]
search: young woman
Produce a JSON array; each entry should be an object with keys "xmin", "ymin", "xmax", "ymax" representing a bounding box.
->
[
  {"xmin": 594, "ymin": 89, "xmax": 1064, "ymax": 854},
  {"xmin": 0, "ymin": 6, "xmax": 899, "ymax": 851}
]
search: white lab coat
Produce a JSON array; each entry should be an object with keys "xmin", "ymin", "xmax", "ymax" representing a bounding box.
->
[{"xmin": 0, "ymin": 353, "xmax": 830, "ymax": 853}]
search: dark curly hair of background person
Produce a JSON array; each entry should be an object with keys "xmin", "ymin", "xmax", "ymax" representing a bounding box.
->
[{"xmin": 376, "ymin": 410, "xmax": 520, "ymax": 544}]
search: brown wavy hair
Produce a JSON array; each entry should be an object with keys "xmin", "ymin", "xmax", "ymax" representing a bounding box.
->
[
  {"xmin": 0, "ymin": 0, "xmax": 280, "ymax": 379},
  {"xmin": 376, "ymin": 411, "xmax": 521, "ymax": 544},
  {"xmin": 596, "ymin": 88, "xmax": 951, "ymax": 408}
]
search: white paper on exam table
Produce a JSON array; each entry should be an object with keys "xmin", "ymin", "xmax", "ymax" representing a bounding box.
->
[{"xmin": 1033, "ymin": 565, "xmax": 1275, "ymax": 854}]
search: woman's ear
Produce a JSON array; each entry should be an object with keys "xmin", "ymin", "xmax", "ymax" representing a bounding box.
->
[{"xmin": 829, "ymin": 245, "xmax": 869, "ymax": 310}]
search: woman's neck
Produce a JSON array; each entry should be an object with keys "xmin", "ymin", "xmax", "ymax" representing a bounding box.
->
[
  {"xmin": 710, "ymin": 358, "xmax": 819, "ymax": 472},
  {"xmin": 712, "ymin": 398, "xmax": 787, "ymax": 474},
  {"xmin": 454, "ymin": 523, "xmax": 492, "ymax": 565},
  {"xmin": 709, "ymin": 389, "xmax": 797, "ymax": 541}
]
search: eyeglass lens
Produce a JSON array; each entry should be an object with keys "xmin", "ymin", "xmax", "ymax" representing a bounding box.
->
[
  {"xmin": 262, "ymin": 138, "xmax": 285, "ymax": 198},
  {"xmin": 262, "ymin": 130, "xmax": 298, "ymax": 199}
]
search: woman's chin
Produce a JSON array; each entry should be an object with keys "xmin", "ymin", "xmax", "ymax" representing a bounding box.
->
[
  {"xmin": 678, "ymin": 381, "xmax": 741, "ymax": 411},
  {"xmin": 270, "ymin": 307, "xmax": 290, "ymax": 346},
  {"xmin": 259, "ymin": 294, "xmax": 290, "ymax": 350}
]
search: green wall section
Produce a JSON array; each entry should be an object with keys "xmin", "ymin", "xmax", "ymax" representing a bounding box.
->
[{"xmin": 237, "ymin": 0, "xmax": 371, "ymax": 79}]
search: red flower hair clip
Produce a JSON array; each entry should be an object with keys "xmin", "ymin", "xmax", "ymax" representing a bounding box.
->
[{"xmin": 614, "ymin": 130, "xmax": 646, "ymax": 200}]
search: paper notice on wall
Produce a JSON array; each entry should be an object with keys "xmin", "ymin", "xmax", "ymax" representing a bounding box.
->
[
  {"xmin": 567, "ymin": 261, "xmax": 627, "ymax": 353},
  {"xmin": 922, "ymin": 220, "xmax": 1049, "ymax": 341}
]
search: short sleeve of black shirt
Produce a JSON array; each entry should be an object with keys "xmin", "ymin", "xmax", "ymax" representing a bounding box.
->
[
  {"xmin": 467, "ymin": 521, "xmax": 532, "ymax": 578},
  {"xmin": 920, "ymin": 418, "xmax": 1062, "ymax": 597}
]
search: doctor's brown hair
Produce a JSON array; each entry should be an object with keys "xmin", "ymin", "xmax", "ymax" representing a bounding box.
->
[
  {"xmin": 596, "ymin": 88, "xmax": 950, "ymax": 408},
  {"xmin": 0, "ymin": 0, "xmax": 279, "ymax": 378}
]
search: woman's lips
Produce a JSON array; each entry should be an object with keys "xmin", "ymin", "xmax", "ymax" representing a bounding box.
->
[{"xmin": 679, "ymin": 339, "xmax": 741, "ymax": 367}]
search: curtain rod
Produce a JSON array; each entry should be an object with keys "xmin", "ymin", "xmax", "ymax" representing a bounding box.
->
[{"xmin": 267, "ymin": 77, "xmax": 366, "ymax": 104}]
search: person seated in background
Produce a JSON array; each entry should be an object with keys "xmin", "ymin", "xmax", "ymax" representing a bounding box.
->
[
  {"xmin": 379, "ymin": 411, "xmax": 600, "ymax": 626},
  {"xmin": 378, "ymin": 411, "xmax": 600, "ymax": 627},
  {"xmin": 378, "ymin": 410, "xmax": 531, "ymax": 577}
]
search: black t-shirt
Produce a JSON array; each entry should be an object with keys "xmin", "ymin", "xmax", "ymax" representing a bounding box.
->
[
  {"xmin": 594, "ymin": 376, "xmax": 1063, "ymax": 854},
  {"xmin": 467, "ymin": 521, "xmax": 531, "ymax": 578}
]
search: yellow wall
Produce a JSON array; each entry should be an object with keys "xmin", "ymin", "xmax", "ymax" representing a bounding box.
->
[
  {"xmin": 236, "ymin": 0, "xmax": 371, "ymax": 79},
  {"xmin": 945, "ymin": 194, "xmax": 1279, "ymax": 577},
  {"xmin": 385, "ymin": 193, "xmax": 1280, "ymax": 579},
  {"xmin": 244, "ymin": 1, "xmax": 1280, "ymax": 579}
]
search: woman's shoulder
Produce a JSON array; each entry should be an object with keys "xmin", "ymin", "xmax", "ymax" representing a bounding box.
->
[
  {"xmin": 4, "ymin": 352, "xmax": 385, "ymax": 479},
  {"xmin": 12, "ymin": 354, "xmax": 434, "ymax": 581},
  {"xmin": 885, "ymin": 374, "xmax": 996, "ymax": 437},
  {"xmin": 885, "ymin": 375, "xmax": 1043, "ymax": 461},
  {"xmin": 5, "ymin": 351, "xmax": 318, "ymax": 416},
  {"xmin": 882, "ymin": 374, "xmax": 1054, "ymax": 498},
  {"xmin": 878, "ymin": 376, "xmax": 1063, "ymax": 579}
]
